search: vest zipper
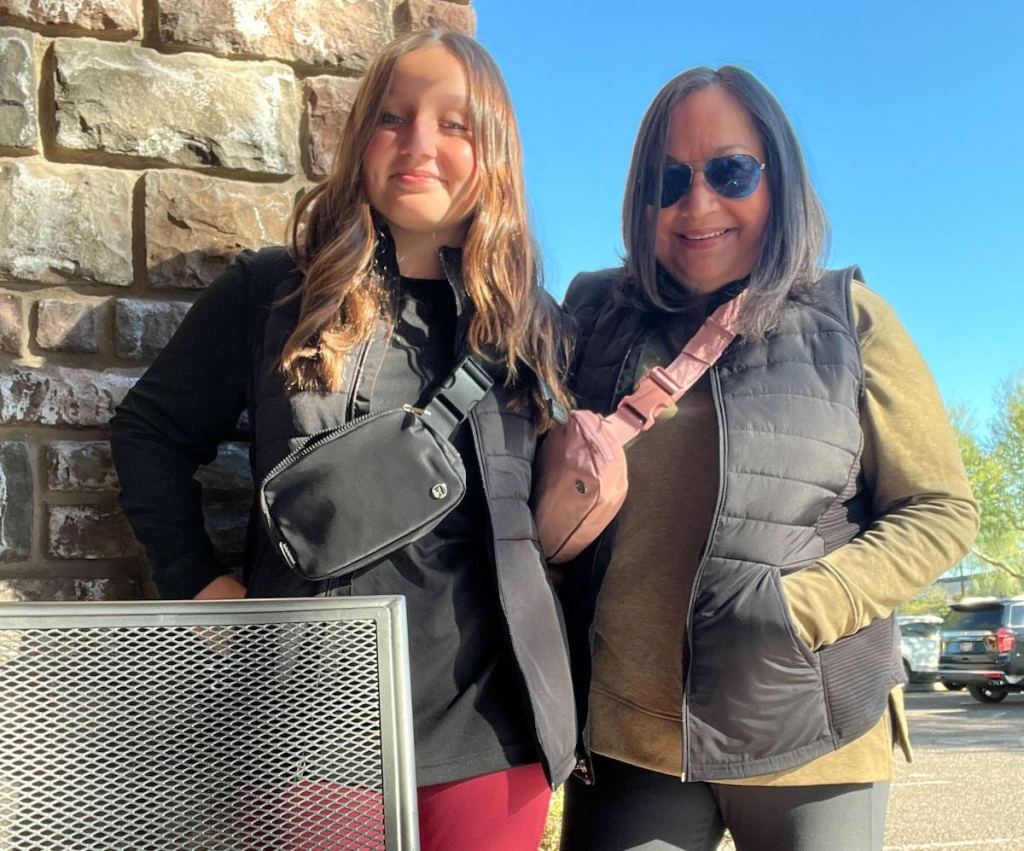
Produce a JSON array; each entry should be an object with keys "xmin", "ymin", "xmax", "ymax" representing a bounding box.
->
[
  {"xmin": 345, "ymin": 335, "xmax": 375, "ymax": 421},
  {"xmin": 608, "ymin": 335, "xmax": 640, "ymax": 411},
  {"xmin": 679, "ymin": 365, "xmax": 728, "ymax": 782},
  {"xmin": 574, "ymin": 527, "xmax": 612, "ymax": 786},
  {"xmin": 467, "ymin": 408, "xmax": 552, "ymax": 784},
  {"xmin": 573, "ymin": 328, "xmax": 646, "ymax": 784},
  {"xmin": 573, "ymin": 328, "xmax": 648, "ymax": 785}
]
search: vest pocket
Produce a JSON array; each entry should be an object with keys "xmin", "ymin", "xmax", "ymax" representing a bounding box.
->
[
  {"xmin": 770, "ymin": 568, "xmax": 818, "ymax": 667},
  {"xmin": 688, "ymin": 566, "xmax": 830, "ymax": 766}
]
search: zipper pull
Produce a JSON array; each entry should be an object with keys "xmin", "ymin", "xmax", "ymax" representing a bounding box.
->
[{"xmin": 278, "ymin": 540, "xmax": 296, "ymax": 567}]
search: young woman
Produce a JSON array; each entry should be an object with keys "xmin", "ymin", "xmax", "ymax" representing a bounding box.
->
[
  {"xmin": 555, "ymin": 66, "xmax": 979, "ymax": 851},
  {"xmin": 111, "ymin": 30, "xmax": 576, "ymax": 851}
]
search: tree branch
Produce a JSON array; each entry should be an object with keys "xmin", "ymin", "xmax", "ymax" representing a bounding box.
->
[{"xmin": 971, "ymin": 547, "xmax": 1024, "ymax": 580}]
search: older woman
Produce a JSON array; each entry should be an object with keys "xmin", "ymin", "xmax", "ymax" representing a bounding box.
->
[{"xmin": 557, "ymin": 66, "xmax": 978, "ymax": 851}]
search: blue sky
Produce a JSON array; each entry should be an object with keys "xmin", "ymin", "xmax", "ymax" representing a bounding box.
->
[{"xmin": 475, "ymin": 0, "xmax": 1024, "ymax": 431}]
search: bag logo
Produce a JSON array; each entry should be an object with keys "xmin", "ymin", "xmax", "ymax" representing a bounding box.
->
[{"xmin": 431, "ymin": 483, "xmax": 448, "ymax": 500}]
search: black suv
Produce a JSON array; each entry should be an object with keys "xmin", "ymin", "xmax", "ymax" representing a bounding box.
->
[{"xmin": 939, "ymin": 596, "xmax": 1024, "ymax": 703}]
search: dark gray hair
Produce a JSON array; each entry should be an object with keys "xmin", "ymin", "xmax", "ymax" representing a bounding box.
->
[{"xmin": 622, "ymin": 65, "xmax": 829, "ymax": 335}]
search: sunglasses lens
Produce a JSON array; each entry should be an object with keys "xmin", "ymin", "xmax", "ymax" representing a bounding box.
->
[
  {"xmin": 660, "ymin": 163, "xmax": 692, "ymax": 208},
  {"xmin": 705, "ymin": 155, "xmax": 762, "ymax": 199}
]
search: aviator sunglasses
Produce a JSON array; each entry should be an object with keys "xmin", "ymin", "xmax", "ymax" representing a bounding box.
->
[{"xmin": 660, "ymin": 154, "xmax": 766, "ymax": 207}]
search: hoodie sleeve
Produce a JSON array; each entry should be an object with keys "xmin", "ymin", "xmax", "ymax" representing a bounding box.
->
[
  {"xmin": 781, "ymin": 282, "xmax": 980, "ymax": 649},
  {"xmin": 110, "ymin": 253, "xmax": 255, "ymax": 599}
]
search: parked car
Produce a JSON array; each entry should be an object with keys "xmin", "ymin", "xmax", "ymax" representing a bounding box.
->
[
  {"xmin": 939, "ymin": 596, "xmax": 1024, "ymax": 703},
  {"xmin": 897, "ymin": 615, "xmax": 942, "ymax": 684}
]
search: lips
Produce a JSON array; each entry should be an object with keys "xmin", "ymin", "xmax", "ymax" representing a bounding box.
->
[
  {"xmin": 391, "ymin": 170, "xmax": 441, "ymax": 184},
  {"xmin": 673, "ymin": 227, "xmax": 733, "ymax": 250},
  {"xmin": 679, "ymin": 228, "xmax": 730, "ymax": 241}
]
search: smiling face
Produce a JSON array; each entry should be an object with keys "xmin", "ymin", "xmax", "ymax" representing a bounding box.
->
[
  {"xmin": 654, "ymin": 84, "xmax": 771, "ymax": 294},
  {"xmin": 361, "ymin": 46, "xmax": 479, "ymax": 251}
]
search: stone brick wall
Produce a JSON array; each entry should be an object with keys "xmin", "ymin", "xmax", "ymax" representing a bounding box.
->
[{"xmin": 0, "ymin": 0, "xmax": 475, "ymax": 601}]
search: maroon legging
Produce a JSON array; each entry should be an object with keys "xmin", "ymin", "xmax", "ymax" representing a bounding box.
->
[
  {"xmin": 417, "ymin": 763, "xmax": 552, "ymax": 851},
  {"xmin": 239, "ymin": 763, "xmax": 550, "ymax": 849}
]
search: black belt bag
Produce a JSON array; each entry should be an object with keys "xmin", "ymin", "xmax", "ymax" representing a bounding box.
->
[{"xmin": 258, "ymin": 356, "xmax": 493, "ymax": 581}]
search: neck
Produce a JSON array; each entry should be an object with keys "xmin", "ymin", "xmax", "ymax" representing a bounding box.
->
[{"xmin": 390, "ymin": 225, "xmax": 464, "ymax": 279}]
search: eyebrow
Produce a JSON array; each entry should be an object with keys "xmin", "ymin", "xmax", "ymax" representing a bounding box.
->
[
  {"xmin": 667, "ymin": 145, "xmax": 752, "ymax": 164},
  {"xmin": 384, "ymin": 89, "xmax": 469, "ymax": 109}
]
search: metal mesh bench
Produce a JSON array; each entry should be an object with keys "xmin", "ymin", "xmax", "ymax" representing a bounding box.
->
[{"xmin": 0, "ymin": 597, "xmax": 418, "ymax": 850}]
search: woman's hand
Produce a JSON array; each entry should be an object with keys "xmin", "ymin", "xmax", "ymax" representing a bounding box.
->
[{"xmin": 193, "ymin": 574, "xmax": 247, "ymax": 600}]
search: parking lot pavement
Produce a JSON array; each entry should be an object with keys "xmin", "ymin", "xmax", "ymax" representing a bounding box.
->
[
  {"xmin": 884, "ymin": 686, "xmax": 1024, "ymax": 850},
  {"xmin": 714, "ymin": 687, "xmax": 1023, "ymax": 851},
  {"xmin": 901, "ymin": 685, "xmax": 1024, "ymax": 750}
]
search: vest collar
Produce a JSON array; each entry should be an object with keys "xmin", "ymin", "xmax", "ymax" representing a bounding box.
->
[
  {"xmin": 373, "ymin": 220, "xmax": 474, "ymax": 355},
  {"xmin": 372, "ymin": 219, "xmax": 563, "ymax": 422},
  {"xmin": 374, "ymin": 220, "xmax": 467, "ymax": 311}
]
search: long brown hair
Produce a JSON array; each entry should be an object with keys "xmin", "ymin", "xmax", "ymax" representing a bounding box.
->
[
  {"xmin": 622, "ymin": 66, "xmax": 829, "ymax": 336},
  {"xmin": 282, "ymin": 29, "xmax": 569, "ymax": 429}
]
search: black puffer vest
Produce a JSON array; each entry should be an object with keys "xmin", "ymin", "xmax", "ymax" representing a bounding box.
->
[
  {"xmin": 236, "ymin": 243, "xmax": 578, "ymax": 786},
  {"xmin": 561, "ymin": 266, "xmax": 904, "ymax": 782}
]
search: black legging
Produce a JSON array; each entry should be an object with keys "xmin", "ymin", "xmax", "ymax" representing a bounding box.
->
[{"xmin": 560, "ymin": 754, "xmax": 888, "ymax": 851}]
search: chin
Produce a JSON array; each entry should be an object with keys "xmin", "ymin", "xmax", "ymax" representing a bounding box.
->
[
  {"xmin": 667, "ymin": 269, "xmax": 720, "ymax": 293},
  {"xmin": 385, "ymin": 205, "xmax": 454, "ymax": 234},
  {"xmin": 676, "ymin": 277, "xmax": 734, "ymax": 296}
]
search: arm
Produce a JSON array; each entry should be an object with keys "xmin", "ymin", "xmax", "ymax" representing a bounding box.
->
[
  {"xmin": 111, "ymin": 254, "xmax": 255, "ymax": 599},
  {"xmin": 782, "ymin": 282, "xmax": 980, "ymax": 649}
]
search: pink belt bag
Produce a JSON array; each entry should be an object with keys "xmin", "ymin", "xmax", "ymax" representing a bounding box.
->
[{"xmin": 533, "ymin": 292, "xmax": 746, "ymax": 564}]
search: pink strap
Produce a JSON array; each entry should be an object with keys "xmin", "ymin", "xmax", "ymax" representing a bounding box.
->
[{"xmin": 603, "ymin": 290, "xmax": 747, "ymax": 444}]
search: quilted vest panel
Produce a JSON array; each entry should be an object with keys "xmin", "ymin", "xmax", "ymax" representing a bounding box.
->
[{"xmin": 565, "ymin": 268, "xmax": 903, "ymax": 781}]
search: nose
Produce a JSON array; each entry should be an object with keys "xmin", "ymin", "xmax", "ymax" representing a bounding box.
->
[
  {"xmin": 675, "ymin": 169, "xmax": 719, "ymax": 217},
  {"xmin": 399, "ymin": 116, "xmax": 437, "ymax": 159}
]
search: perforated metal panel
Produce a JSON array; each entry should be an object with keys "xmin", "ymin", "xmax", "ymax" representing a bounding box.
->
[{"xmin": 0, "ymin": 597, "xmax": 418, "ymax": 850}]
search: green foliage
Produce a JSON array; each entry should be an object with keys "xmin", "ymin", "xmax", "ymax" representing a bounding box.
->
[
  {"xmin": 966, "ymin": 569, "xmax": 1024, "ymax": 598},
  {"xmin": 952, "ymin": 375, "xmax": 1024, "ymax": 581},
  {"xmin": 899, "ymin": 584, "xmax": 950, "ymax": 618}
]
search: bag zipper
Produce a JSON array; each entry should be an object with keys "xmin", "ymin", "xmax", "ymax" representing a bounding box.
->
[
  {"xmin": 261, "ymin": 407, "xmax": 400, "ymax": 487},
  {"xmin": 257, "ymin": 409, "xmax": 399, "ymax": 567}
]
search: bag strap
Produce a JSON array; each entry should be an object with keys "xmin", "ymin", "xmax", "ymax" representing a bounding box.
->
[
  {"xmin": 601, "ymin": 290, "xmax": 748, "ymax": 445},
  {"xmin": 422, "ymin": 354, "xmax": 494, "ymax": 437},
  {"xmin": 537, "ymin": 375, "xmax": 569, "ymax": 425}
]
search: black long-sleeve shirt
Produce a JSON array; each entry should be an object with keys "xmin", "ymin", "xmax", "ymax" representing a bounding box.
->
[{"xmin": 111, "ymin": 260, "xmax": 537, "ymax": 785}]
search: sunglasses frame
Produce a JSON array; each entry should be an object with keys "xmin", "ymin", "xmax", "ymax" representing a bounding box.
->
[{"xmin": 659, "ymin": 154, "xmax": 767, "ymax": 208}]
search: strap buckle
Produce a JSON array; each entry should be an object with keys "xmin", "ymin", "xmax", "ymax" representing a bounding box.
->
[
  {"xmin": 618, "ymin": 367, "xmax": 679, "ymax": 432},
  {"xmin": 423, "ymin": 356, "xmax": 494, "ymax": 436}
]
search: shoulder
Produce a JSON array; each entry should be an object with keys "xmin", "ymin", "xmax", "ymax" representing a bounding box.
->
[
  {"xmin": 849, "ymin": 279, "xmax": 907, "ymax": 350},
  {"xmin": 187, "ymin": 246, "xmax": 299, "ymax": 331},
  {"xmin": 793, "ymin": 265, "xmax": 869, "ymax": 340},
  {"xmin": 237, "ymin": 244, "xmax": 301, "ymax": 292},
  {"xmin": 203, "ymin": 246, "xmax": 297, "ymax": 293},
  {"xmin": 224, "ymin": 246, "xmax": 304, "ymax": 324},
  {"xmin": 237, "ymin": 245, "xmax": 298, "ymax": 276},
  {"xmin": 563, "ymin": 266, "xmax": 628, "ymax": 320}
]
